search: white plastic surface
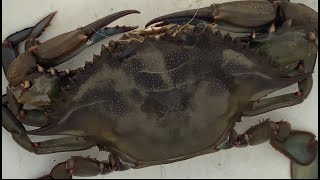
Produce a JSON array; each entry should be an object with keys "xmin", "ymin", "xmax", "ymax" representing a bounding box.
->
[{"xmin": 2, "ymin": 0, "xmax": 318, "ymax": 179}]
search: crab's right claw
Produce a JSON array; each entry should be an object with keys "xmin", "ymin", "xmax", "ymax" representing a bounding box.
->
[{"xmin": 146, "ymin": 1, "xmax": 277, "ymax": 33}]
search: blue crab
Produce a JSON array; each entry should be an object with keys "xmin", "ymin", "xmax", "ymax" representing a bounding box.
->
[{"xmin": 2, "ymin": 0, "xmax": 318, "ymax": 179}]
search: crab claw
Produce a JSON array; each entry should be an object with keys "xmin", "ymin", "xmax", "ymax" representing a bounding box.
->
[
  {"xmin": 81, "ymin": 10, "xmax": 140, "ymax": 37},
  {"xmin": 34, "ymin": 10, "xmax": 140, "ymax": 68},
  {"xmin": 5, "ymin": 10, "xmax": 140, "ymax": 87},
  {"xmin": 146, "ymin": 1, "xmax": 277, "ymax": 33},
  {"xmin": 145, "ymin": 7, "xmax": 213, "ymax": 28}
]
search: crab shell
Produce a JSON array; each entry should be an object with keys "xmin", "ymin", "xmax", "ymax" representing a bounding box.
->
[{"xmin": 2, "ymin": 0, "xmax": 318, "ymax": 179}]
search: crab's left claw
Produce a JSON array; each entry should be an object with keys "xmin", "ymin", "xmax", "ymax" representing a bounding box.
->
[{"xmin": 146, "ymin": 1, "xmax": 277, "ymax": 33}]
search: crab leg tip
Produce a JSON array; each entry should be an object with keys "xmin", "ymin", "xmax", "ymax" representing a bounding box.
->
[
  {"xmin": 298, "ymin": 63, "xmax": 304, "ymax": 72},
  {"xmin": 46, "ymin": 11, "xmax": 57, "ymax": 17},
  {"xmin": 32, "ymin": 142, "xmax": 40, "ymax": 149},
  {"xmin": 19, "ymin": 110, "xmax": 26, "ymax": 118},
  {"xmin": 295, "ymin": 91, "xmax": 303, "ymax": 97},
  {"xmin": 44, "ymin": 11, "xmax": 58, "ymax": 22}
]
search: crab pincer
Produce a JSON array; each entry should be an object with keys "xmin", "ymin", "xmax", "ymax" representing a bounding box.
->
[
  {"xmin": 146, "ymin": 1, "xmax": 277, "ymax": 33},
  {"xmin": 4, "ymin": 10, "xmax": 140, "ymax": 87},
  {"xmin": 146, "ymin": 0, "xmax": 318, "ymax": 35}
]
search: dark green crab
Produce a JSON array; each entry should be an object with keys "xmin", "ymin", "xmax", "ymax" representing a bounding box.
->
[{"xmin": 2, "ymin": 0, "xmax": 318, "ymax": 179}]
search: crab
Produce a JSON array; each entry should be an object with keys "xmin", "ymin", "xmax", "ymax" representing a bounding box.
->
[{"xmin": 2, "ymin": 0, "xmax": 318, "ymax": 179}]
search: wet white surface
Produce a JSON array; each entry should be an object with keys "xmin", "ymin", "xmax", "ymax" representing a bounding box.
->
[{"xmin": 2, "ymin": 0, "xmax": 318, "ymax": 179}]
